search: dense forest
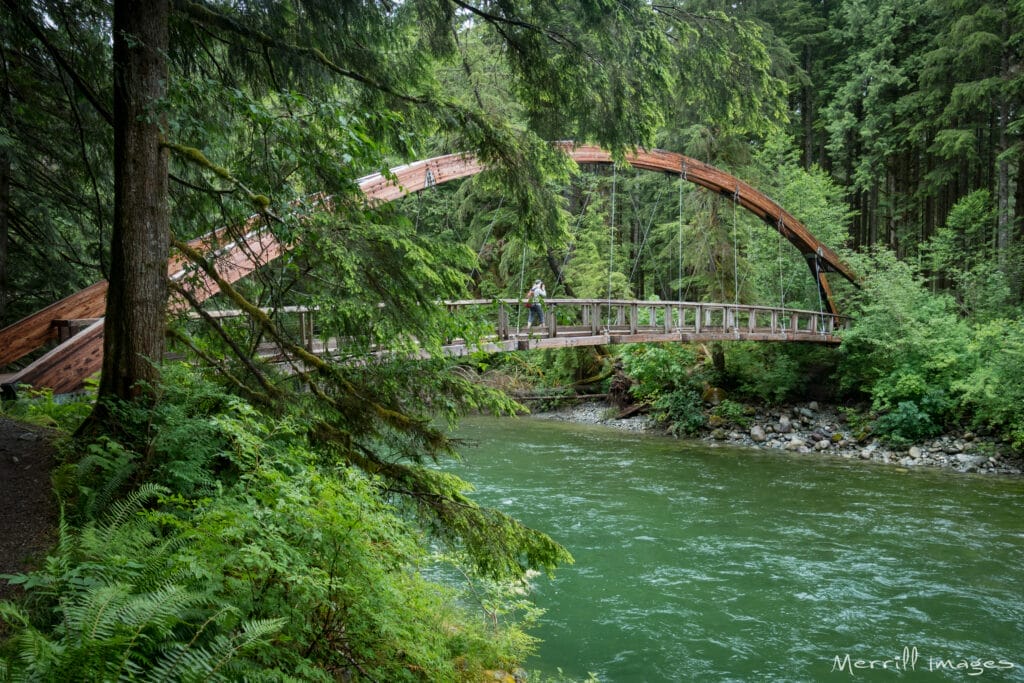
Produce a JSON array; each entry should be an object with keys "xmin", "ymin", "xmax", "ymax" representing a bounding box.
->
[{"xmin": 1, "ymin": 0, "xmax": 1022, "ymax": 680}]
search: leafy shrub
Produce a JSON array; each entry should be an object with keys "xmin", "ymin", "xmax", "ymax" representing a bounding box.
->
[
  {"xmin": 836, "ymin": 248, "xmax": 971, "ymax": 433},
  {"xmin": 619, "ymin": 343, "xmax": 704, "ymax": 402},
  {"xmin": 954, "ymin": 318, "xmax": 1024, "ymax": 448},
  {"xmin": 722, "ymin": 343, "xmax": 806, "ymax": 405},
  {"xmin": 654, "ymin": 389, "xmax": 705, "ymax": 436},
  {"xmin": 873, "ymin": 401, "xmax": 943, "ymax": 445},
  {"xmin": 711, "ymin": 399, "xmax": 749, "ymax": 428}
]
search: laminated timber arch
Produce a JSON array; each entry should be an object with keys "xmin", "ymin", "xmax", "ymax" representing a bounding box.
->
[{"xmin": 0, "ymin": 142, "xmax": 858, "ymax": 394}]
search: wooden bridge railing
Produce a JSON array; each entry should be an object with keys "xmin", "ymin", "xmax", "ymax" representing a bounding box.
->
[
  {"xmin": 2, "ymin": 298, "xmax": 847, "ymax": 394},
  {"xmin": 457, "ymin": 298, "xmax": 848, "ymax": 342},
  {"xmin": 187, "ymin": 299, "xmax": 848, "ymax": 363}
]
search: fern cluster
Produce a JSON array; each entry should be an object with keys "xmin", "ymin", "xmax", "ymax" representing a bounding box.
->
[{"xmin": 1, "ymin": 368, "xmax": 551, "ymax": 680}]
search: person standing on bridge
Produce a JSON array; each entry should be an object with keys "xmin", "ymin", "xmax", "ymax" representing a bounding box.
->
[{"xmin": 525, "ymin": 279, "xmax": 546, "ymax": 329}]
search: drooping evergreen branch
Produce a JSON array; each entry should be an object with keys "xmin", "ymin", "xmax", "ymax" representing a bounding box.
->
[
  {"xmin": 311, "ymin": 422, "xmax": 572, "ymax": 579},
  {"xmin": 171, "ymin": 0, "xmax": 429, "ymax": 106},
  {"xmin": 1, "ymin": 0, "xmax": 114, "ymax": 126},
  {"xmin": 169, "ymin": 237, "xmax": 570, "ymax": 578},
  {"xmin": 449, "ymin": 0, "xmax": 582, "ymax": 50},
  {"xmin": 162, "ymin": 140, "xmax": 273, "ymax": 212},
  {"xmin": 168, "ymin": 279, "xmax": 282, "ymax": 401},
  {"xmin": 170, "ymin": 237, "xmax": 448, "ymax": 450}
]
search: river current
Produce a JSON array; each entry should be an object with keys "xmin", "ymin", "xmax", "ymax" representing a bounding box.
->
[{"xmin": 448, "ymin": 416, "xmax": 1024, "ymax": 682}]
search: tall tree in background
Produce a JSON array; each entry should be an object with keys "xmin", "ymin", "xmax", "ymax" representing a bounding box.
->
[
  {"xmin": 100, "ymin": 0, "xmax": 169, "ymax": 403},
  {"xmin": 920, "ymin": 0, "xmax": 1022, "ymax": 268}
]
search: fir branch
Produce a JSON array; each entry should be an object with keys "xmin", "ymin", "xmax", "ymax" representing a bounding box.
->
[
  {"xmin": 172, "ymin": 0, "xmax": 428, "ymax": 106},
  {"xmin": 168, "ymin": 280, "xmax": 282, "ymax": 401},
  {"xmin": 1, "ymin": 0, "xmax": 114, "ymax": 126}
]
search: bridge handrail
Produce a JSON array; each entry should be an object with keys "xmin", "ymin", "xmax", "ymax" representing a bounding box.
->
[
  {"xmin": 188, "ymin": 298, "xmax": 851, "ymax": 324},
  {"xmin": 444, "ymin": 298, "xmax": 852, "ymax": 319}
]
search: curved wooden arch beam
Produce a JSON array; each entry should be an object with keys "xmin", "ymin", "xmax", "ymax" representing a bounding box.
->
[
  {"xmin": 563, "ymin": 144, "xmax": 857, "ymax": 313},
  {"xmin": 1, "ymin": 143, "xmax": 855, "ymax": 393}
]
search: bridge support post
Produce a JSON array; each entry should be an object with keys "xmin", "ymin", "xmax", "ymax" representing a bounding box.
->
[
  {"xmin": 297, "ymin": 311, "xmax": 315, "ymax": 352},
  {"xmin": 497, "ymin": 302, "xmax": 509, "ymax": 340}
]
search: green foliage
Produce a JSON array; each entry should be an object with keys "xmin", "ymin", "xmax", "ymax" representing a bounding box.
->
[
  {"xmin": 874, "ymin": 401, "xmax": 943, "ymax": 446},
  {"xmin": 619, "ymin": 343, "xmax": 704, "ymax": 402},
  {"xmin": 711, "ymin": 400, "xmax": 750, "ymax": 428},
  {"xmin": 654, "ymin": 389, "xmax": 706, "ymax": 436},
  {"xmin": 563, "ymin": 188, "xmax": 634, "ymax": 300},
  {"xmin": 619, "ymin": 343, "xmax": 710, "ymax": 435},
  {"xmin": 722, "ymin": 343, "xmax": 809, "ymax": 405},
  {"xmin": 923, "ymin": 190, "xmax": 1015, "ymax": 321},
  {"xmin": 836, "ymin": 249, "xmax": 971, "ymax": 426},
  {"xmin": 0, "ymin": 486, "xmax": 285, "ymax": 682},
  {"xmin": 0, "ymin": 386, "xmax": 94, "ymax": 433},
  {"xmin": 835, "ymin": 247, "xmax": 1024, "ymax": 446},
  {"xmin": 1, "ymin": 369, "xmax": 557, "ymax": 681},
  {"xmin": 743, "ymin": 135, "xmax": 856, "ymax": 310},
  {"xmin": 954, "ymin": 318, "xmax": 1024, "ymax": 448}
]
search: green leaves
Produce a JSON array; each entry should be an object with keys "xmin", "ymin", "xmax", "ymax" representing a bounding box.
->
[
  {"xmin": 954, "ymin": 318, "xmax": 1024, "ymax": 447},
  {"xmin": 2, "ymin": 368, "xmax": 561, "ymax": 680}
]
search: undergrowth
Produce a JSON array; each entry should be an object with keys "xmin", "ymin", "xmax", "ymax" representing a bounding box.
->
[{"xmin": 0, "ymin": 366, "xmax": 549, "ymax": 681}]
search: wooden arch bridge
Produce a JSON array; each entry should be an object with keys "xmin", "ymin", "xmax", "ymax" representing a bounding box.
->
[{"xmin": 0, "ymin": 143, "xmax": 858, "ymax": 395}]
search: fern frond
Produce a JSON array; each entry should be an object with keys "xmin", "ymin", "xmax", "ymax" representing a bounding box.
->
[
  {"xmin": 0, "ymin": 601, "xmax": 30, "ymax": 630},
  {"xmin": 65, "ymin": 583, "xmax": 129, "ymax": 642},
  {"xmin": 99, "ymin": 483, "xmax": 169, "ymax": 533},
  {"xmin": 146, "ymin": 606, "xmax": 237, "ymax": 683},
  {"xmin": 206, "ymin": 618, "xmax": 286, "ymax": 680},
  {"xmin": 115, "ymin": 585, "xmax": 205, "ymax": 637},
  {"xmin": 112, "ymin": 585, "xmax": 210, "ymax": 680},
  {"xmin": 11, "ymin": 625, "xmax": 64, "ymax": 680}
]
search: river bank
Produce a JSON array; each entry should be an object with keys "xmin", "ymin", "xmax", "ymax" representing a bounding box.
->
[{"xmin": 528, "ymin": 400, "xmax": 1024, "ymax": 476}]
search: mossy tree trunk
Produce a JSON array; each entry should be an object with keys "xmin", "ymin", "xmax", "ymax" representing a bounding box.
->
[{"xmin": 98, "ymin": 0, "xmax": 169, "ymax": 404}]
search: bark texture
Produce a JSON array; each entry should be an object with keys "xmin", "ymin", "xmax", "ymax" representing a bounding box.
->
[{"xmin": 100, "ymin": 0, "xmax": 169, "ymax": 400}]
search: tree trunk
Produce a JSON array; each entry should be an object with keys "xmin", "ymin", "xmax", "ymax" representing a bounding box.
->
[
  {"xmin": 997, "ymin": 23, "xmax": 1011, "ymax": 268},
  {"xmin": 0, "ymin": 145, "xmax": 8, "ymax": 324},
  {"xmin": 98, "ymin": 0, "xmax": 169, "ymax": 403},
  {"xmin": 802, "ymin": 46, "xmax": 813, "ymax": 170},
  {"xmin": 711, "ymin": 341, "xmax": 726, "ymax": 387},
  {"xmin": 0, "ymin": 46, "xmax": 9, "ymax": 323}
]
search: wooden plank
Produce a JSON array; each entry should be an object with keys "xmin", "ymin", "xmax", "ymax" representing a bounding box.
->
[
  {"xmin": 5, "ymin": 319, "xmax": 105, "ymax": 394},
  {"xmin": 0, "ymin": 281, "xmax": 109, "ymax": 367}
]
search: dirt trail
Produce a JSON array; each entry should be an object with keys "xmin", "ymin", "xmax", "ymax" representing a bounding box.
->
[{"xmin": 0, "ymin": 417, "xmax": 57, "ymax": 600}]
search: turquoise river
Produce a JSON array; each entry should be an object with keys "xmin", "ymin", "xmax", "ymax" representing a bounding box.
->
[{"xmin": 448, "ymin": 416, "xmax": 1024, "ymax": 682}]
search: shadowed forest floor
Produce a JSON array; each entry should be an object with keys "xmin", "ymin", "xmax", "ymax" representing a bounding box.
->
[{"xmin": 0, "ymin": 417, "xmax": 56, "ymax": 601}]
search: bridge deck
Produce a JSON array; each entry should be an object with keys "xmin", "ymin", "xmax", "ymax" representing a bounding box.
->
[
  {"xmin": 243, "ymin": 299, "xmax": 846, "ymax": 366},
  {"xmin": 2, "ymin": 299, "xmax": 845, "ymax": 394}
]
